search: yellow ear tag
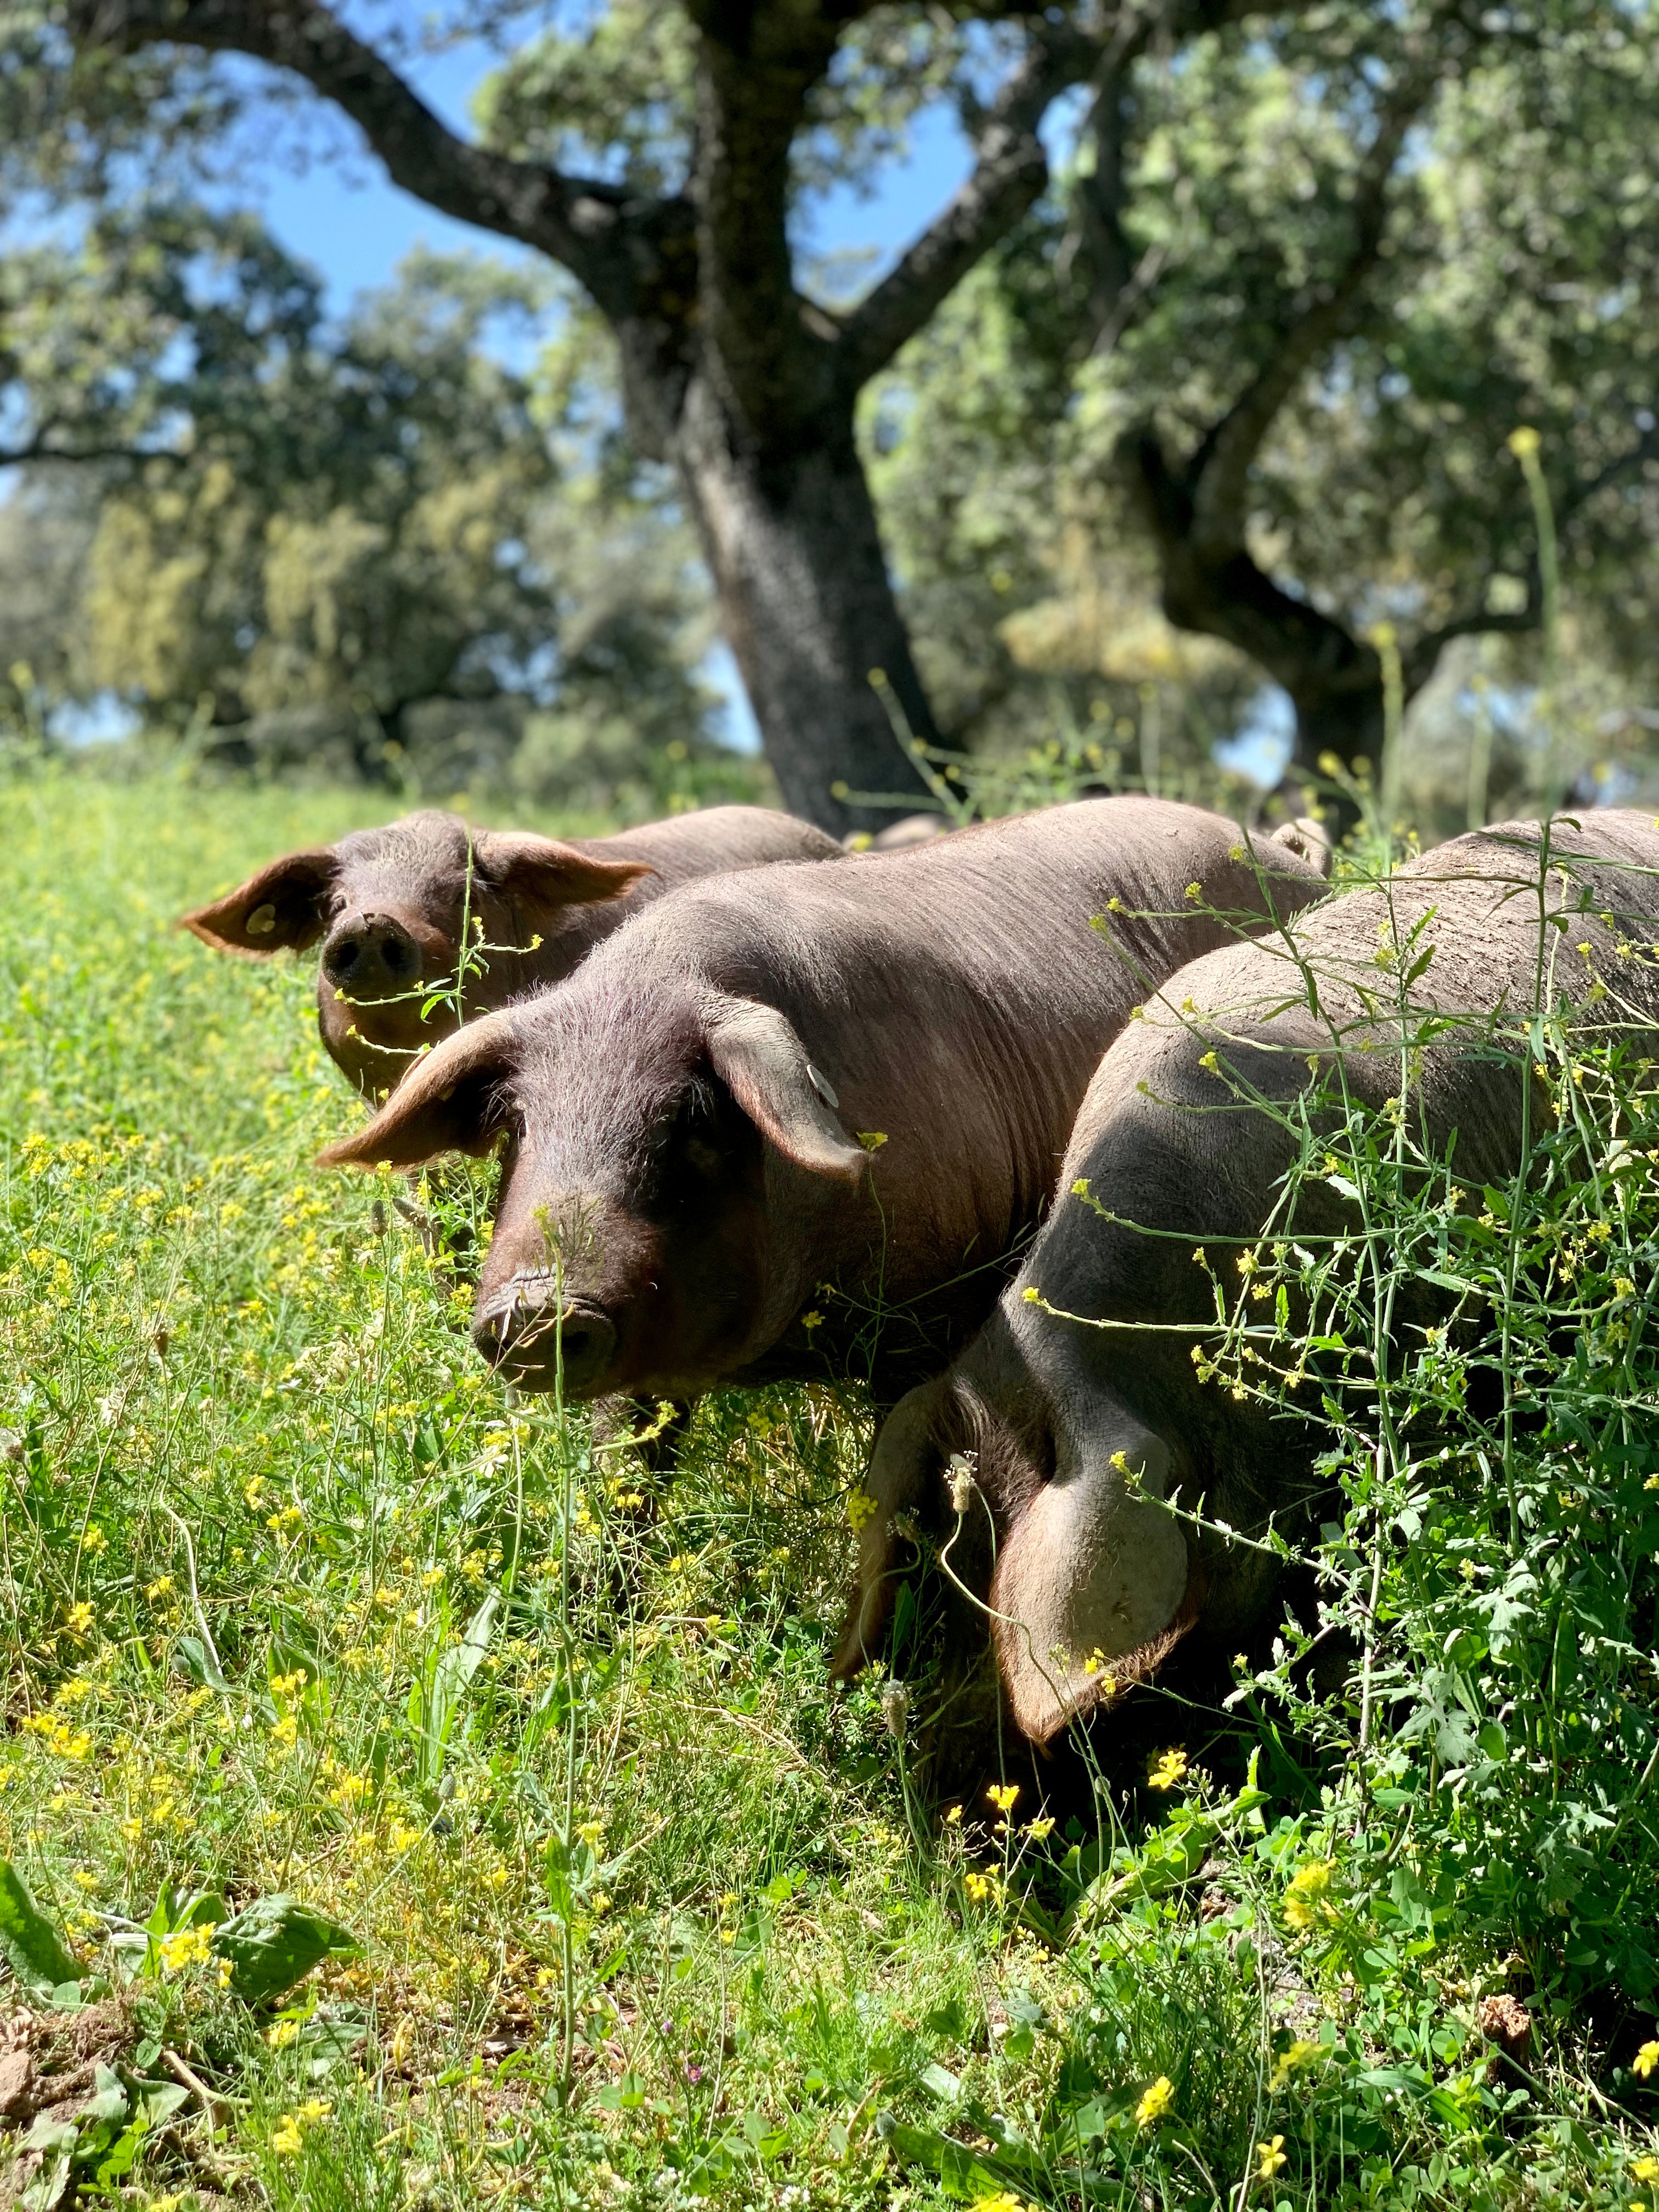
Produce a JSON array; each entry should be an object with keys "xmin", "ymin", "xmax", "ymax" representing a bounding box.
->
[{"xmin": 247, "ymin": 903, "xmax": 278, "ymax": 935}]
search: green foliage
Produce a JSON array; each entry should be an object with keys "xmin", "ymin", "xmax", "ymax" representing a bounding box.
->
[
  {"xmin": 871, "ymin": 0, "xmax": 1659, "ymax": 776},
  {"xmin": 0, "ymin": 205, "xmax": 730, "ymax": 799},
  {"xmin": 0, "ymin": 1859, "xmax": 80, "ymax": 2000},
  {"xmin": 3, "ymin": 764, "xmax": 1659, "ymax": 2208},
  {"xmin": 1194, "ymin": 957, "xmax": 1659, "ymax": 2011},
  {"xmin": 212, "ymin": 1895, "xmax": 362, "ymax": 2007}
]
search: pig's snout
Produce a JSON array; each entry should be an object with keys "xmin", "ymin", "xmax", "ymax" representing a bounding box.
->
[
  {"xmin": 474, "ymin": 1282, "xmax": 618, "ymax": 1397},
  {"xmin": 321, "ymin": 913, "xmax": 424, "ymax": 1002}
]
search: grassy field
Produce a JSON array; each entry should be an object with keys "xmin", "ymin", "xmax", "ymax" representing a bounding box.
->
[{"xmin": 2, "ymin": 767, "xmax": 1657, "ymax": 2212}]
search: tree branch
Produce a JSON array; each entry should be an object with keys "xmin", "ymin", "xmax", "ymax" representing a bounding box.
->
[
  {"xmin": 1058, "ymin": 5, "xmax": 1176, "ymax": 356},
  {"xmin": 1126, "ymin": 425, "xmax": 1381, "ymax": 717},
  {"xmin": 0, "ymin": 436, "xmax": 179, "ymax": 468},
  {"xmin": 834, "ymin": 19, "xmax": 1101, "ymax": 390},
  {"xmin": 1186, "ymin": 66, "xmax": 1434, "ymax": 557},
  {"xmin": 66, "ymin": 0, "xmax": 673, "ymax": 322},
  {"xmin": 1404, "ymin": 409, "xmax": 1659, "ymax": 687},
  {"xmin": 1062, "ymin": 0, "xmax": 1333, "ymax": 360}
]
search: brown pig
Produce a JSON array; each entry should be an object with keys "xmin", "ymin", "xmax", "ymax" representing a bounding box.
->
[
  {"xmin": 833, "ymin": 810, "xmax": 1659, "ymax": 1747},
  {"xmin": 180, "ymin": 805, "xmax": 842, "ymax": 1097},
  {"xmin": 317, "ymin": 797, "xmax": 1330, "ymax": 1407}
]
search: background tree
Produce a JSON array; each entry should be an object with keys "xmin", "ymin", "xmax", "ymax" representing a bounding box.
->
[
  {"xmin": 41, "ymin": 0, "xmax": 1277, "ymax": 833},
  {"xmin": 0, "ymin": 204, "xmax": 729, "ymax": 804},
  {"xmin": 873, "ymin": 0, "xmax": 1659, "ymax": 789}
]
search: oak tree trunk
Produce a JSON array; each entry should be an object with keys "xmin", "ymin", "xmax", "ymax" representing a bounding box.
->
[
  {"xmin": 676, "ymin": 379, "xmax": 937, "ymax": 837},
  {"xmin": 1291, "ymin": 679, "xmax": 1387, "ymax": 785}
]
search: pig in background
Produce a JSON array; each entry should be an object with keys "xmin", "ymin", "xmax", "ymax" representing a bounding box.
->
[
  {"xmin": 180, "ymin": 804, "xmax": 842, "ymax": 1097},
  {"xmin": 320, "ymin": 798, "xmax": 1331, "ymax": 1418},
  {"xmin": 835, "ymin": 810, "xmax": 1659, "ymax": 1790}
]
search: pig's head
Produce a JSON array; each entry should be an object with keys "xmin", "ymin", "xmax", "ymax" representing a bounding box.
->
[
  {"xmin": 318, "ymin": 980, "xmax": 870, "ymax": 1398},
  {"xmin": 179, "ymin": 810, "xmax": 653, "ymax": 1097},
  {"xmin": 831, "ymin": 1305, "xmax": 1194, "ymax": 1744}
]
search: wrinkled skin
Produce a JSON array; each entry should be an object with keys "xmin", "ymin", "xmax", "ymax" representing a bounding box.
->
[
  {"xmin": 180, "ymin": 805, "xmax": 842, "ymax": 1097},
  {"xmin": 834, "ymin": 811, "xmax": 1659, "ymax": 1756},
  {"xmin": 319, "ymin": 797, "xmax": 1330, "ymax": 1408}
]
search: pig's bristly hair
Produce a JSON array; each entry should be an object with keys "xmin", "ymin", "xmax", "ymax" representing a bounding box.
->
[
  {"xmin": 507, "ymin": 979, "xmax": 714, "ymax": 1193},
  {"xmin": 330, "ymin": 811, "xmax": 478, "ymax": 923}
]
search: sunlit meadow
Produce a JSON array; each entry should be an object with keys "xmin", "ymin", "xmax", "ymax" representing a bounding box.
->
[{"xmin": 1, "ymin": 765, "xmax": 1657, "ymax": 2210}]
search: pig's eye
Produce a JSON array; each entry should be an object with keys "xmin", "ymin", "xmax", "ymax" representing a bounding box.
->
[{"xmin": 683, "ymin": 1137, "xmax": 723, "ymax": 1178}]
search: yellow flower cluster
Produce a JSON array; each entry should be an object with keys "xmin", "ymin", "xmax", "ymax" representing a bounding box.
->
[
  {"xmin": 21, "ymin": 1712, "xmax": 92, "ymax": 1760},
  {"xmin": 160, "ymin": 1923, "xmax": 216, "ymax": 1973},
  {"xmin": 1134, "ymin": 2075, "xmax": 1174, "ymax": 2126},
  {"xmin": 270, "ymin": 2097, "xmax": 332, "ymax": 2157},
  {"xmin": 847, "ymin": 1487, "xmax": 877, "ymax": 1534},
  {"xmin": 1269, "ymin": 2036, "xmax": 1328, "ymax": 2091},
  {"xmin": 1283, "ymin": 1860, "xmax": 1338, "ymax": 1933},
  {"xmin": 1148, "ymin": 1748, "xmax": 1188, "ymax": 1792}
]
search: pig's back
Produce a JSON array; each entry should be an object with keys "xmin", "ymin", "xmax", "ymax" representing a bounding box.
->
[
  {"xmin": 1067, "ymin": 811, "xmax": 1659, "ymax": 1176},
  {"xmin": 606, "ymin": 795, "xmax": 1323, "ymax": 1020},
  {"xmin": 594, "ymin": 805, "xmax": 843, "ymax": 887}
]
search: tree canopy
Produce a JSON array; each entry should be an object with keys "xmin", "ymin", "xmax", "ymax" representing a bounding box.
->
[
  {"xmin": 872, "ymin": 0, "xmax": 1659, "ymax": 804},
  {"xmin": 2, "ymin": 0, "xmax": 1656, "ymax": 821},
  {"xmin": 0, "ymin": 200, "xmax": 727, "ymax": 806}
]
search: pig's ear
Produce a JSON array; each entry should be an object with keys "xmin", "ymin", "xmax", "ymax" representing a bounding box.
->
[
  {"xmin": 475, "ymin": 830, "xmax": 655, "ymax": 911},
  {"xmin": 830, "ymin": 1378, "xmax": 949, "ymax": 1681},
  {"xmin": 1268, "ymin": 816, "xmax": 1333, "ymax": 878},
  {"xmin": 702, "ymin": 995, "xmax": 869, "ymax": 1184},
  {"xmin": 179, "ymin": 848, "xmax": 338, "ymax": 958},
  {"xmin": 991, "ymin": 1433, "xmax": 1190, "ymax": 1744},
  {"xmin": 318, "ymin": 1012, "xmax": 520, "ymax": 1170}
]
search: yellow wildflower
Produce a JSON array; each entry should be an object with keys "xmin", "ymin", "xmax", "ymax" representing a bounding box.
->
[
  {"xmin": 1025, "ymin": 1817, "xmax": 1056, "ymax": 1842},
  {"xmin": 986, "ymin": 1782, "xmax": 1020, "ymax": 1814},
  {"xmin": 1256, "ymin": 2136, "xmax": 1288, "ymax": 2179},
  {"xmin": 1135, "ymin": 2075, "xmax": 1175, "ymax": 2126},
  {"xmin": 847, "ymin": 1488, "xmax": 877, "ymax": 1534},
  {"xmin": 1634, "ymin": 2040, "xmax": 1659, "ymax": 2079},
  {"xmin": 159, "ymin": 1925, "xmax": 215, "ymax": 1973},
  {"xmin": 1269, "ymin": 2038, "xmax": 1326, "ymax": 2091},
  {"xmin": 1148, "ymin": 1749, "xmax": 1188, "ymax": 1791},
  {"xmin": 1283, "ymin": 1860, "xmax": 1336, "ymax": 1931}
]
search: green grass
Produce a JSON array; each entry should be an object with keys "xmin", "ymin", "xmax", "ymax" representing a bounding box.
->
[{"xmin": 1, "ymin": 765, "xmax": 1657, "ymax": 2210}]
